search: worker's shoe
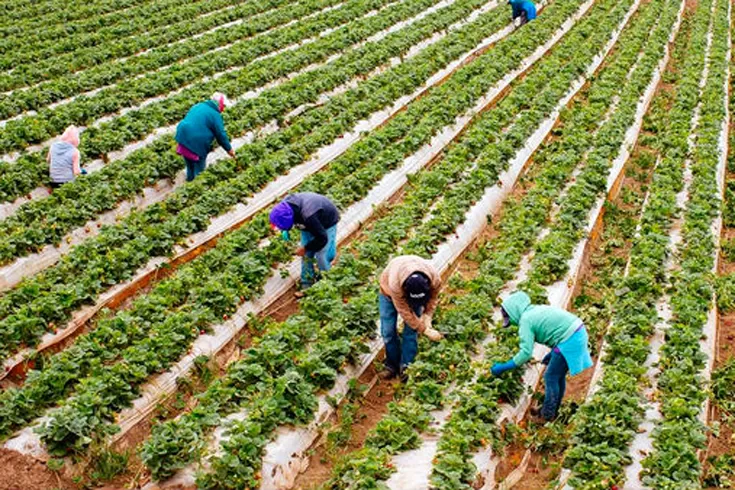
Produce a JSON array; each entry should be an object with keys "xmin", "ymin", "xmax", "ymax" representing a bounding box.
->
[
  {"xmin": 529, "ymin": 407, "xmax": 556, "ymax": 424},
  {"xmin": 399, "ymin": 367, "xmax": 409, "ymax": 383},
  {"xmin": 379, "ymin": 364, "xmax": 399, "ymax": 380}
]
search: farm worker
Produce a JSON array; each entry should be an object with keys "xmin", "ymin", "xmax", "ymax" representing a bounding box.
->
[
  {"xmin": 175, "ymin": 92, "xmax": 236, "ymax": 182},
  {"xmin": 508, "ymin": 0, "xmax": 536, "ymax": 26},
  {"xmin": 378, "ymin": 255, "xmax": 444, "ymax": 380},
  {"xmin": 491, "ymin": 291, "xmax": 593, "ymax": 421},
  {"xmin": 48, "ymin": 125, "xmax": 86, "ymax": 189},
  {"xmin": 270, "ymin": 192, "xmax": 340, "ymax": 289}
]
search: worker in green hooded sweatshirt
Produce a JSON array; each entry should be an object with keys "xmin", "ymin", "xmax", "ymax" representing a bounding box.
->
[{"xmin": 491, "ymin": 291, "xmax": 593, "ymax": 421}]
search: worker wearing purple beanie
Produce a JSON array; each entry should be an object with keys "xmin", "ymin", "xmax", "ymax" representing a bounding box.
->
[{"xmin": 270, "ymin": 192, "xmax": 340, "ymax": 289}]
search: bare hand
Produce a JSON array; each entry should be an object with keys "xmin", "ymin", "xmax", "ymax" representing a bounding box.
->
[
  {"xmin": 228, "ymin": 149, "xmax": 237, "ymax": 158},
  {"xmin": 296, "ymin": 247, "xmax": 306, "ymax": 257}
]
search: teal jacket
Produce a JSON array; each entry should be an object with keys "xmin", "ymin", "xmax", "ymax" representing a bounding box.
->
[
  {"xmin": 175, "ymin": 100, "xmax": 232, "ymax": 160},
  {"xmin": 502, "ymin": 292, "xmax": 582, "ymax": 366}
]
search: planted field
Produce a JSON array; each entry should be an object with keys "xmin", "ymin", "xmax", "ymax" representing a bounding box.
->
[{"xmin": 0, "ymin": 0, "xmax": 732, "ymax": 489}]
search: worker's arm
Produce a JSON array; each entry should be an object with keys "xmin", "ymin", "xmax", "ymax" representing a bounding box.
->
[
  {"xmin": 393, "ymin": 294, "xmax": 425, "ymax": 333},
  {"xmin": 71, "ymin": 149, "xmax": 81, "ymax": 176},
  {"xmin": 511, "ymin": 322, "xmax": 535, "ymax": 366},
  {"xmin": 212, "ymin": 114, "xmax": 233, "ymax": 153},
  {"xmin": 302, "ymin": 214, "xmax": 329, "ymax": 252}
]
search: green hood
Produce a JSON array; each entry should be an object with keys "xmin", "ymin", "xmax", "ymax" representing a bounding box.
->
[{"xmin": 501, "ymin": 291, "xmax": 532, "ymax": 325}]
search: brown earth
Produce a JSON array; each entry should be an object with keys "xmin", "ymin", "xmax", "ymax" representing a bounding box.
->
[{"xmin": 0, "ymin": 449, "xmax": 77, "ymax": 490}]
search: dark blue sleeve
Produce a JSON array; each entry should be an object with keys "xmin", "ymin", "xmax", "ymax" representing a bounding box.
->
[{"xmin": 303, "ymin": 214, "xmax": 328, "ymax": 252}]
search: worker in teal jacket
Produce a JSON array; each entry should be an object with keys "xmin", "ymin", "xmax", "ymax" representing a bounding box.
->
[
  {"xmin": 509, "ymin": 0, "xmax": 537, "ymax": 26},
  {"xmin": 175, "ymin": 92, "xmax": 236, "ymax": 181},
  {"xmin": 491, "ymin": 291, "xmax": 593, "ymax": 421}
]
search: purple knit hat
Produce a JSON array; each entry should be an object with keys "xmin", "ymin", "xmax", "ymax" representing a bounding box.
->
[{"xmin": 270, "ymin": 201, "xmax": 294, "ymax": 230}]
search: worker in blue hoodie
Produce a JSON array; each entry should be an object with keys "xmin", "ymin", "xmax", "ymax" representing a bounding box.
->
[
  {"xmin": 175, "ymin": 92, "xmax": 236, "ymax": 182},
  {"xmin": 509, "ymin": 0, "xmax": 537, "ymax": 26},
  {"xmin": 491, "ymin": 291, "xmax": 593, "ymax": 421}
]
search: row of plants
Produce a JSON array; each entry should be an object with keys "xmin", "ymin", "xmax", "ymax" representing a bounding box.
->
[
  {"xmin": 559, "ymin": 1, "xmax": 711, "ymax": 486},
  {"xmin": 32, "ymin": 0, "xmax": 603, "ymax": 461},
  {"xmin": 0, "ymin": 0, "xmax": 341, "ymax": 119},
  {"xmin": 0, "ymin": 0, "xmax": 409, "ymax": 156},
  {"xmin": 0, "ymin": 0, "xmax": 465, "ymax": 207},
  {"xmin": 0, "ymin": 0, "xmax": 583, "ymax": 446},
  {"xmin": 180, "ymin": 1, "xmax": 654, "ymax": 486},
  {"xmin": 0, "ymin": 0, "xmax": 153, "ymax": 33},
  {"xmin": 426, "ymin": 0, "xmax": 683, "ymax": 485},
  {"xmin": 640, "ymin": 0, "xmax": 730, "ymax": 485},
  {"xmin": 0, "ymin": 0, "xmax": 525, "ymax": 366},
  {"xmin": 0, "ymin": 0, "xmax": 234, "ymax": 68}
]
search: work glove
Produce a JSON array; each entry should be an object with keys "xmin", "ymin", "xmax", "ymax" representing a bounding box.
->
[
  {"xmin": 541, "ymin": 352, "xmax": 552, "ymax": 365},
  {"xmin": 423, "ymin": 327, "xmax": 443, "ymax": 342},
  {"xmin": 491, "ymin": 359, "xmax": 516, "ymax": 376},
  {"xmin": 80, "ymin": 168, "xmax": 88, "ymax": 175}
]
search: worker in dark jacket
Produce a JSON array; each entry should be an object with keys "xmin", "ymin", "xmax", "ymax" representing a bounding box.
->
[
  {"xmin": 269, "ymin": 192, "xmax": 340, "ymax": 288},
  {"xmin": 491, "ymin": 291, "xmax": 593, "ymax": 421},
  {"xmin": 509, "ymin": 0, "xmax": 536, "ymax": 26},
  {"xmin": 175, "ymin": 92, "xmax": 236, "ymax": 182}
]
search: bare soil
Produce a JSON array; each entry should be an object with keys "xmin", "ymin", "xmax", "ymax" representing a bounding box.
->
[
  {"xmin": 292, "ymin": 364, "xmax": 398, "ymax": 489},
  {"xmin": 0, "ymin": 449, "xmax": 77, "ymax": 490}
]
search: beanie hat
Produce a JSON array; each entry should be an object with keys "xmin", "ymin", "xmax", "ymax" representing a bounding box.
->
[
  {"xmin": 403, "ymin": 272, "xmax": 431, "ymax": 309},
  {"xmin": 270, "ymin": 201, "xmax": 295, "ymax": 231}
]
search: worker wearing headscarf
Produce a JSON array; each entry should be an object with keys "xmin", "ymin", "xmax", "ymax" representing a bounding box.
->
[
  {"xmin": 270, "ymin": 192, "xmax": 340, "ymax": 288},
  {"xmin": 378, "ymin": 255, "xmax": 443, "ymax": 380},
  {"xmin": 491, "ymin": 291, "xmax": 593, "ymax": 421},
  {"xmin": 48, "ymin": 125, "xmax": 84, "ymax": 188},
  {"xmin": 175, "ymin": 92, "xmax": 236, "ymax": 182},
  {"xmin": 509, "ymin": 0, "xmax": 537, "ymax": 26}
]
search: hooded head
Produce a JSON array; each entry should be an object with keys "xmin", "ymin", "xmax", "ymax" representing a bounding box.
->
[
  {"xmin": 60, "ymin": 125, "xmax": 80, "ymax": 147},
  {"xmin": 501, "ymin": 291, "xmax": 532, "ymax": 327},
  {"xmin": 212, "ymin": 92, "xmax": 231, "ymax": 112},
  {"xmin": 270, "ymin": 201, "xmax": 294, "ymax": 231},
  {"xmin": 403, "ymin": 272, "xmax": 431, "ymax": 310}
]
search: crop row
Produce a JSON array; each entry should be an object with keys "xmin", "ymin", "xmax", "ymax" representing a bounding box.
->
[
  {"xmin": 0, "ymin": 0, "xmax": 290, "ymax": 93},
  {"xmin": 641, "ymin": 0, "xmax": 730, "ymax": 485},
  {"xmin": 0, "ymin": 0, "xmax": 581, "ymax": 452},
  {"xmin": 0, "ymin": 0, "xmax": 406, "ymax": 157},
  {"xmin": 0, "ymin": 0, "xmax": 510, "ymax": 366},
  {"xmin": 137, "ymin": 2, "xmax": 619, "ymax": 480},
  {"xmin": 0, "ymin": 0, "xmax": 452, "ymax": 207},
  {"xmin": 0, "ymin": 0, "xmax": 339, "ymax": 120},
  {"xmin": 559, "ymin": 1, "xmax": 711, "ymax": 486},
  {"xmin": 0, "ymin": 0, "xmax": 228, "ymax": 65}
]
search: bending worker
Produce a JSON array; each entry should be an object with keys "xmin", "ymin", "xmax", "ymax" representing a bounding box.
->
[
  {"xmin": 48, "ymin": 125, "xmax": 85, "ymax": 189},
  {"xmin": 175, "ymin": 92, "xmax": 236, "ymax": 182},
  {"xmin": 379, "ymin": 255, "xmax": 444, "ymax": 380},
  {"xmin": 509, "ymin": 0, "xmax": 536, "ymax": 26},
  {"xmin": 491, "ymin": 291, "xmax": 593, "ymax": 421},
  {"xmin": 270, "ymin": 192, "xmax": 340, "ymax": 289}
]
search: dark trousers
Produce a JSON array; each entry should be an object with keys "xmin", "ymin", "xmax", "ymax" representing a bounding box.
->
[
  {"xmin": 542, "ymin": 349, "xmax": 569, "ymax": 420},
  {"xmin": 184, "ymin": 157, "xmax": 206, "ymax": 182}
]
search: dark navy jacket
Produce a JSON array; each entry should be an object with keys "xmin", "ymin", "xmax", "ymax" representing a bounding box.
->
[{"xmin": 285, "ymin": 193, "xmax": 340, "ymax": 252}]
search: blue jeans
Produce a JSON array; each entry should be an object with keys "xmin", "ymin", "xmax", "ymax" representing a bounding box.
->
[
  {"xmin": 300, "ymin": 225, "xmax": 337, "ymax": 287},
  {"xmin": 379, "ymin": 294, "xmax": 423, "ymax": 372},
  {"xmin": 542, "ymin": 349, "xmax": 569, "ymax": 420},
  {"xmin": 184, "ymin": 156, "xmax": 206, "ymax": 182}
]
